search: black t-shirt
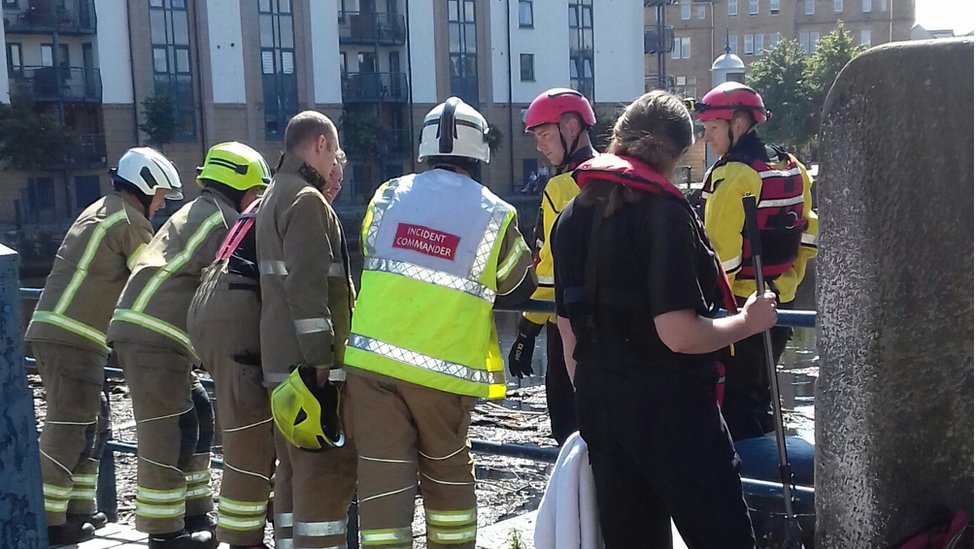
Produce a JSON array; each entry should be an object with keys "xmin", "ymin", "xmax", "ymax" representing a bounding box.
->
[{"xmin": 552, "ymin": 189, "xmax": 724, "ymax": 379}]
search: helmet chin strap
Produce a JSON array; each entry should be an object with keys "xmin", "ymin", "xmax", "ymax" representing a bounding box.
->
[{"xmin": 557, "ymin": 126, "xmax": 583, "ymax": 173}]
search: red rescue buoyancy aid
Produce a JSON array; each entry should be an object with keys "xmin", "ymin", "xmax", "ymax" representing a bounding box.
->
[{"xmin": 703, "ymin": 147, "xmax": 807, "ymax": 279}]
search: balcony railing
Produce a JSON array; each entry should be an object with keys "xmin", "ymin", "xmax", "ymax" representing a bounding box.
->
[
  {"xmin": 72, "ymin": 133, "xmax": 107, "ymax": 168},
  {"xmin": 341, "ymin": 72, "xmax": 409, "ymax": 103},
  {"xmin": 3, "ymin": 0, "xmax": 97, "ymax": 34},
  {"xmin": 644, "ymin": 25, "xmax": 675, "ymax": 54},
  {"xmin": 9, "ymin": 66, "xmax": 102, "ymax": 103},
  {"xmin": 338, "ymin": 11, "xmax": 406, "ymax": 45}
]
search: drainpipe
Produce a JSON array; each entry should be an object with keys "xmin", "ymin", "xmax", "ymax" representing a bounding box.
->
[
  {"xmin": 405, "ymin": 0, "xmax": 415, "ymax": 173},
  {"xmin": 192, "ymin": 0, "xmax": 207, "ymax": 161},
  {"xmin": 505, "ymin": 0, "xmax": 515, "ymax": 193},
  {"xmin": 126, "ymin": 1, "xmax": 139, "ymax": 144}
]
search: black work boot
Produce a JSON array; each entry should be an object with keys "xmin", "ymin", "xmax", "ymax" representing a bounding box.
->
[
  {"xmin": 147, "ymin": 529, "xmax": 216, "ymax": 549},
  {"xmin": 47, "ymin": 520, "xmax": 96, "ymax": 546},
  {"xmin": 67, "ymin": 511, "xmax": 109, "ymax": 530},
  {"xmin": 184, "ymin": 513, "xmax": 217, "ymax": 535}
]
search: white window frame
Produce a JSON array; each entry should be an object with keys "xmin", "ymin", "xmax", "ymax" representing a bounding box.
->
[
  {"xmin": 744, "ymin": 33, "xmax": 754, "ymax": 55},
  {"xmin": 770, "ymin": 0, "xmax": 780, "ymax": 13},
  {"xmin": 805, "ymin": 0, "xmax": 814, "ymax": 15},
  {"xmin": 754, "ymin": 33, "xmax": 764, "ymax": 54},
  {"xmin": 770, "ymin": 32, "xmax": 780, "ymax": 48},
  {"xmin": 671, "ymin": 37, "xmax": 681, "ymax": 60},
  {"xmin": 880, "ymin": 0, "xmax": 887, "ymax": 11},
  {"xmin": 799, "ymin": 32, "xmax": 810, "ymax": 54},
  {"xmin": 834, "ymin": 0, "xmax": 843, "ymax": 13},
  {"xmin": 862, "ymin": 0, "xmax": 871, "ymax": 12},
  {"xmin": 728, "ymin": 34, "xmax": 738, "ymax": 54},
  {"xmin": 860, "ymin": 29, "xmax": 871, "ymax": 45},
  {"xmin": 681, "ymin": 36, "xmax": 691, "ymax": 59},
  {"xmin": 811, "ymin": 31, "xmax": 821, "ymax": 52},
  {"xmin": 749, "ymin": 0, "xmax": 758, "ymax": 15},
  {"xmin": 728, "ymin": 0, "xmax": 737, "ymax": 16},
  {"xmin": 698, "ymin": 5, "xmax": 706, "ymax": 19},
  {"xmin": 680, "ymin": 0, "xmax": 691, "ymax": 20}
]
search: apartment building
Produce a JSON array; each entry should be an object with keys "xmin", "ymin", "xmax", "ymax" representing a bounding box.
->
[
  {"xmin": 645, "ymin": 0, "xmax": 915, "ymax": 179},
  {"xmin": 0, "ymin": 0, "xmax": 644, "ymax": 232}
]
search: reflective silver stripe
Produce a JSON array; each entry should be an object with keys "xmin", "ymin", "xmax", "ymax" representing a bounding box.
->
[
  {"xmin": 757, "ymin": 167, "xmax": 802, "ymax": 179},
  {"xmin": 276, "ymin": 512, "xmax": 294, "ymax": 528},
  {"xmin": 294, "ymin": 317, "xmax": 333, "ymax": 335},
  {"xmin": 348, "ymin": 334, "xmax": 504, "ymax": 386},
  {"xmin": 360, "ymin": 527, "xmax": 413, "ymax": 544},
  {"xmin": 364, "ymin": 257, "xmax": 494, "ymax": 303},
  {"xmin": 266, "ymin": 369, "xmax": 344, "ymax": 385},
  {"xmin": 757, "ymin": 195, "xmax": 804, "ymax": 209},
  {"xmin": 260, "ymin": 260, "xmax": 288, "ymax": 276},
  {"xmin": 722, "ymin": 256, "xmax": 742, "ymax": 273},
  {"xmin": 276, "ymin": 539, "xmax": 294, "ymax": 549},
  {"xmin": 536, "ymin": 274, "xmax": 555, "ymax": 285},
  {"xmin": 470, "ymin": 206, "xmax": 510, "ymax": 281},
  {"xmin": 329, "ymin": 369, "xmax": 346, "ymax": 382},
  {"xmin": 496, "ymin": 237, "xmax": 529, "ymax": 280},
  {"xmin": 364, "ymin": 178, "xmax": 402, "ymax": 255},
  {"xmin": 295, "ymin": 519, "xmax": 347, "ymax": 537},
  {"xmin": 801, "ymin": 233, "xmax": 818, "ymax": 246},
  {"xmin": 327, "ymin": 262, "xmax": 345, "ymax": 277}
]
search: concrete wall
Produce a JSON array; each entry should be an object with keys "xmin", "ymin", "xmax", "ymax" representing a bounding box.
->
[{"xmin": 815, "ymin": 37, "xmax": 974, "ymax": 547}]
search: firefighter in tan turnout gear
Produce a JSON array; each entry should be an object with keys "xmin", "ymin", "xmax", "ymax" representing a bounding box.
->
[
  {"xmin": 344, "ymin": 97, "xmax": 537, "ymax": 548},
  {"xmin": 255, "ymin": 111, "xmax": 357, "ymax": 549},
  {"xmin": 25, "ymin": 147, "xmax": 182, "ymax": 546},
  {"xmin": 108, "ymin": 142, "xmax": 269, "ymax": 549},
  {"xmin": 187, "ymin": 147, "xmax": 349, "ymax": 549}
]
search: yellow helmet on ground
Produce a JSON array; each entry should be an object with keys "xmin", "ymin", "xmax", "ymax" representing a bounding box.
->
[
  {"xmin": 196, "ymin": 141, "xmax": 272, "ymax": 191},
  {"xmin": 271, "ymin": 366, "xmax": 346, "ymax": 451}
]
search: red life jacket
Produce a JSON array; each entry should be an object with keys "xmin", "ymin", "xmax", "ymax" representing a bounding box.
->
[
  {"xmin": 704, "ymin": 148, "xmax": 807, "ymax": 279},
  {"xmin": 575, "ymin": 154, "xmax": 738, "ymax": 315}
]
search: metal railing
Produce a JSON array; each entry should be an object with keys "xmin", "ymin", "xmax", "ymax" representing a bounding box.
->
[
  {"xmin": 3, "ymin": 0, "xmax": 97, "ymax": 34},
  {"xmin": 337, "ymin": 11, "xmax": 407, "ymax": 45},
  {"xmin": 8, "ymin": 66, "xmax": 102, "ymax": 102},
  {"xmin": 341, "ymin": 71, "xmax": 409, "ymax": 103}
]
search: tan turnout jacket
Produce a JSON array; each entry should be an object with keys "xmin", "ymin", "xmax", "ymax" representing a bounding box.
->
[
  {"xmin": 256, "ymin": 154, "xmax": 355, "ymax": 385},
  {"xmin": 108, "ymin": 190, "xmax": 239, "ymax": 358},
  {"xmin": 26, "ymin": 193, "xmax": 154, "ymax": 353}
]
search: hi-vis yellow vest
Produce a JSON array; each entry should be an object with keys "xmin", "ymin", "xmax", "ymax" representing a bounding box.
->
[{"xmin": 344, "ymin": 169, "xmax": 516, "ymax": 400}]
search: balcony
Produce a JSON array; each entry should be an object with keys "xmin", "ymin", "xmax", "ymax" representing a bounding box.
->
[
  {"xmin": 3, "ymin": 0, "xmax": 97, "ymax": 35},
  {"xmin": 72, "ymin": 132, "xmax": 106, "ymax": 168},
  {"xmin": 644, "ymin": 25, "xmax": 675, "ymax": 54},
  {"xmin": 341, "ymin": 72, "xmax": 409, "ymax": 103},
  {"xmin": 9, "ymin": 66, "xmax": 102, "ymax": 103},
  {"xmin": 338, "ymin": 11, "xmax": 406, "ymax": 45}
]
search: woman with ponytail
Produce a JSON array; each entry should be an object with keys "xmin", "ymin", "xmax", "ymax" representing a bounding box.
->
[{"xmin": 551, "ymin": 90, "xmax": 777, "ymax": 548}]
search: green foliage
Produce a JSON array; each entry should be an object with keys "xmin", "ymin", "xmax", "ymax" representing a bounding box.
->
[
  {"xmin": 339, "ymin": 109, "xmax": 385, "ymax": 161},
  {"xmin": 747, "ymin": 22, "xmax": 864, "ymax": 151},
  {"xmin": 0, "ymin": 93, "xmax": 75, "ymax": 171},
  {"xmin": 139, "ymin": 90, "xmax": 177, "ymax": 149},
  {"xmin": 507, "ymin": 529, "xmax": 525, "ymax": 549},
  {"xmin": 487, "ymin": 123, "xmax": 504, "ymax": 153}
]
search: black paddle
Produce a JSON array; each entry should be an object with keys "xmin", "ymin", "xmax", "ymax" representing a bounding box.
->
[{"xmin": 742, "ymin": 195, "xmax": 805, "ymax": 548}]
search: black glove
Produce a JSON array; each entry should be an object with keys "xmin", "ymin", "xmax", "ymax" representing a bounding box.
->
[{"xmin": 508, "ymin": 318, "xmax": 544, "ymax": 379}]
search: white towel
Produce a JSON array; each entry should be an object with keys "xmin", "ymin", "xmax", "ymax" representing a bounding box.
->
[{"xmin": 534, "ymin": 432, "xmax": 604, "ymax": 549}]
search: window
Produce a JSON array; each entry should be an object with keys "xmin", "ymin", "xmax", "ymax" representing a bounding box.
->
[
  {"xmin": 671, "ymin": 38, "xmax": 681, "ymax": 60},
  {"xmin": 681, "ymin": 36, "xmax": 691, "ymax": 58},
  {"xmin": 834, "ymin": 0, "xmax": 843, "ymax": 12},
  {"xmin": 862, "ymin": 0, "xmax": 871, "ymax": 11},
  {"xmin": 75, "ymin": 176, "xmax": 101, "ymax": 210},
  {"xmin": 770, "ymin": 32, "xmax": 780, "ymax": 48},
  {"xmin": 6, "ymin": 43, "xmax": 22, "ymax": 73},
  {"xmin": 754, "ymin": 33, "xmax": 764, "ymax": 54},
  {"xmin": 799, "ymin": 32, "xmax": 810, "ymax": 53},
  {"xmin": 41, "ymin": 44, "xmax": 53, "ymax": 67},
  {"xmin": 569, "ymin": 0, "xmax": 594, "ymax": 100},
  {"xmin": 805, "ymin": 0, "xmax": 814, "ymax": 15},
  {"xmin": 27, "ymin": 177, "xmax": 55, "ymax": 217},
  {"xmin": 770, "ymin": 0, "xmax": 780, "ymax": 13},
  {"xmin": 449, "ymin": 0, "xmax": 479, "ymax": 105},
  {"xmin": 880, "ymin": 0, "xmax": 886, "ymax": 11},
  {"xmin": 149, "ymin": 0, "xmax": 196, "ymax": 140},
  {"xmin": 339, "ymin": 52, "xmax": 346, "ymax": 74},
  {"xmin": 728, "ymin": 0, "xmax": 737, "ymax": 16},
  {"xmin": 680, "ymin": 0, "xmax": 690, "ymax": 20},
  {"xmin": 728, "ymin": 34, "xmax": 738, "ymax": 54},
  {"xmin": 3, "ymin": 0, "xmax": 19, "ymax": 8},
  {"xmin": 698, "ymin": 5, "xmax": 706, "ymax": 19},
  {"xmin": 810, "ymin": 31, "xmax": 820, "ymax": 52},
  {"xmin": 519, "ymin": 53, "xmax": 534, "ymax": 81},
  {"xmin": 860, "ymin": 29, "xmax": 871, "ymax": 45},
  {"xmin": 749, "ymin": 0, "xmax": 758, "ymax": 15},
  {"xmin": 259, "ymin": 0, "xmax": 297, "ymax": 140},
  {"xmin": 518, "ymin": 0, "xmax": 533, "ymax": 27},
  {"xmin": 744, "ymin": 33, "xmax": 754, "ymax": 55}
]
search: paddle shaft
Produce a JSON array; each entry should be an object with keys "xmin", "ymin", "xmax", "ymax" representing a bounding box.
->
[{"xmin": 742, "ymin": 195, "xmax": 801, "ymax": 531}]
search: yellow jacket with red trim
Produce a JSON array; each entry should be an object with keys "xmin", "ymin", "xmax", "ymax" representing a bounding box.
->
[
  {"xmin": 523, "ymin": 171, "xmax": 580, "ymax": 325},
  {"xmin": 702, "ymin": 154, "xmax": 818, "ymax": 303}
]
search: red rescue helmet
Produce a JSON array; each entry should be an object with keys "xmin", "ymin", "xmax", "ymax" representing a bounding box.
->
[
  {"xmin": 524, "ymin": 88, "xmax": 597, "ymax": 132},
  {"xmin": 696, "ymin": 82, "xmax": 770, "ymax": 125}
]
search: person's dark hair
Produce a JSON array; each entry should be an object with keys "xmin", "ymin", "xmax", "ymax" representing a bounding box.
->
[
  {"xmin": 113, "ymin": 178, "xmax": 153, "ymax": 213},
  {"xmin": 425, "ymin": 155, "xmax": 479, "ymax": 175},
  {"xmin": 607, "ymin": 90, "xmax": 693, "ymax": 172},
  {"xmin": 580, "ymin": 90, "xmax": 693, "ymax": 217},
  {"xmin": 284, "ymin": 111, "xmax": 337, "ymax": 153},
  {"xmin": 201, "ymin": 178, "xmax": 247, "ymax": 211}
]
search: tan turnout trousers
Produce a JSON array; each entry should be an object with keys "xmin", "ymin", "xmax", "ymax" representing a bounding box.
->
[
  {"xmin": 116, "ymin": 344, "xmax": 214, "ymax": 534},
  {"xmin": 347, "ymin": 372, "xmax": 478, "ymax": 549},
  {"xmin": 188, "ymin": 267, "xmax": 274, "ymax": 546},
  {"xmin": 33, "ymin": 341, "xmax": 108, "ymax": 526}
]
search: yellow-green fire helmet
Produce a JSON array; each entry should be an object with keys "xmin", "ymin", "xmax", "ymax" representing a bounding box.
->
[
  {"xmin": 196, "ymin": 141, "xmax": 272, "ymax": 191},
  {"xmin": 271, "ymin": 366, "xmax": 346, "ymax": 451}
]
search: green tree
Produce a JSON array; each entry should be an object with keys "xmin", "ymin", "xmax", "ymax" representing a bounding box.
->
[
  {"xmin": 339, "ymin": 109, "xmax": 385, "ymax": 162},
  {"xmin": 0, "ymin": 93, "xmax": 75, "ymax": 171},
  {"xmin": 139, "ymin": 90, "xmax": 177, "ymax": 149},
  {"xmin": 804, "ymin": 22, "xmax": 866, "ymax": 133},
  {"xmin": 486, "ymin": 123, "xmax": 504, "ymax": 154},
  {"xmin": 747, "ymin": 38, "xmax": 815, "ymax": 149}
]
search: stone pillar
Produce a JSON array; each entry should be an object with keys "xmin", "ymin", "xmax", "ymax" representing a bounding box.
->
[
  {"xmin": 816, "ymin": 38, "xmax": 974, "ymax": 547},
  {"xmin": 0, "ymin": 244, "xmax": 48, "ymax": 547}
]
